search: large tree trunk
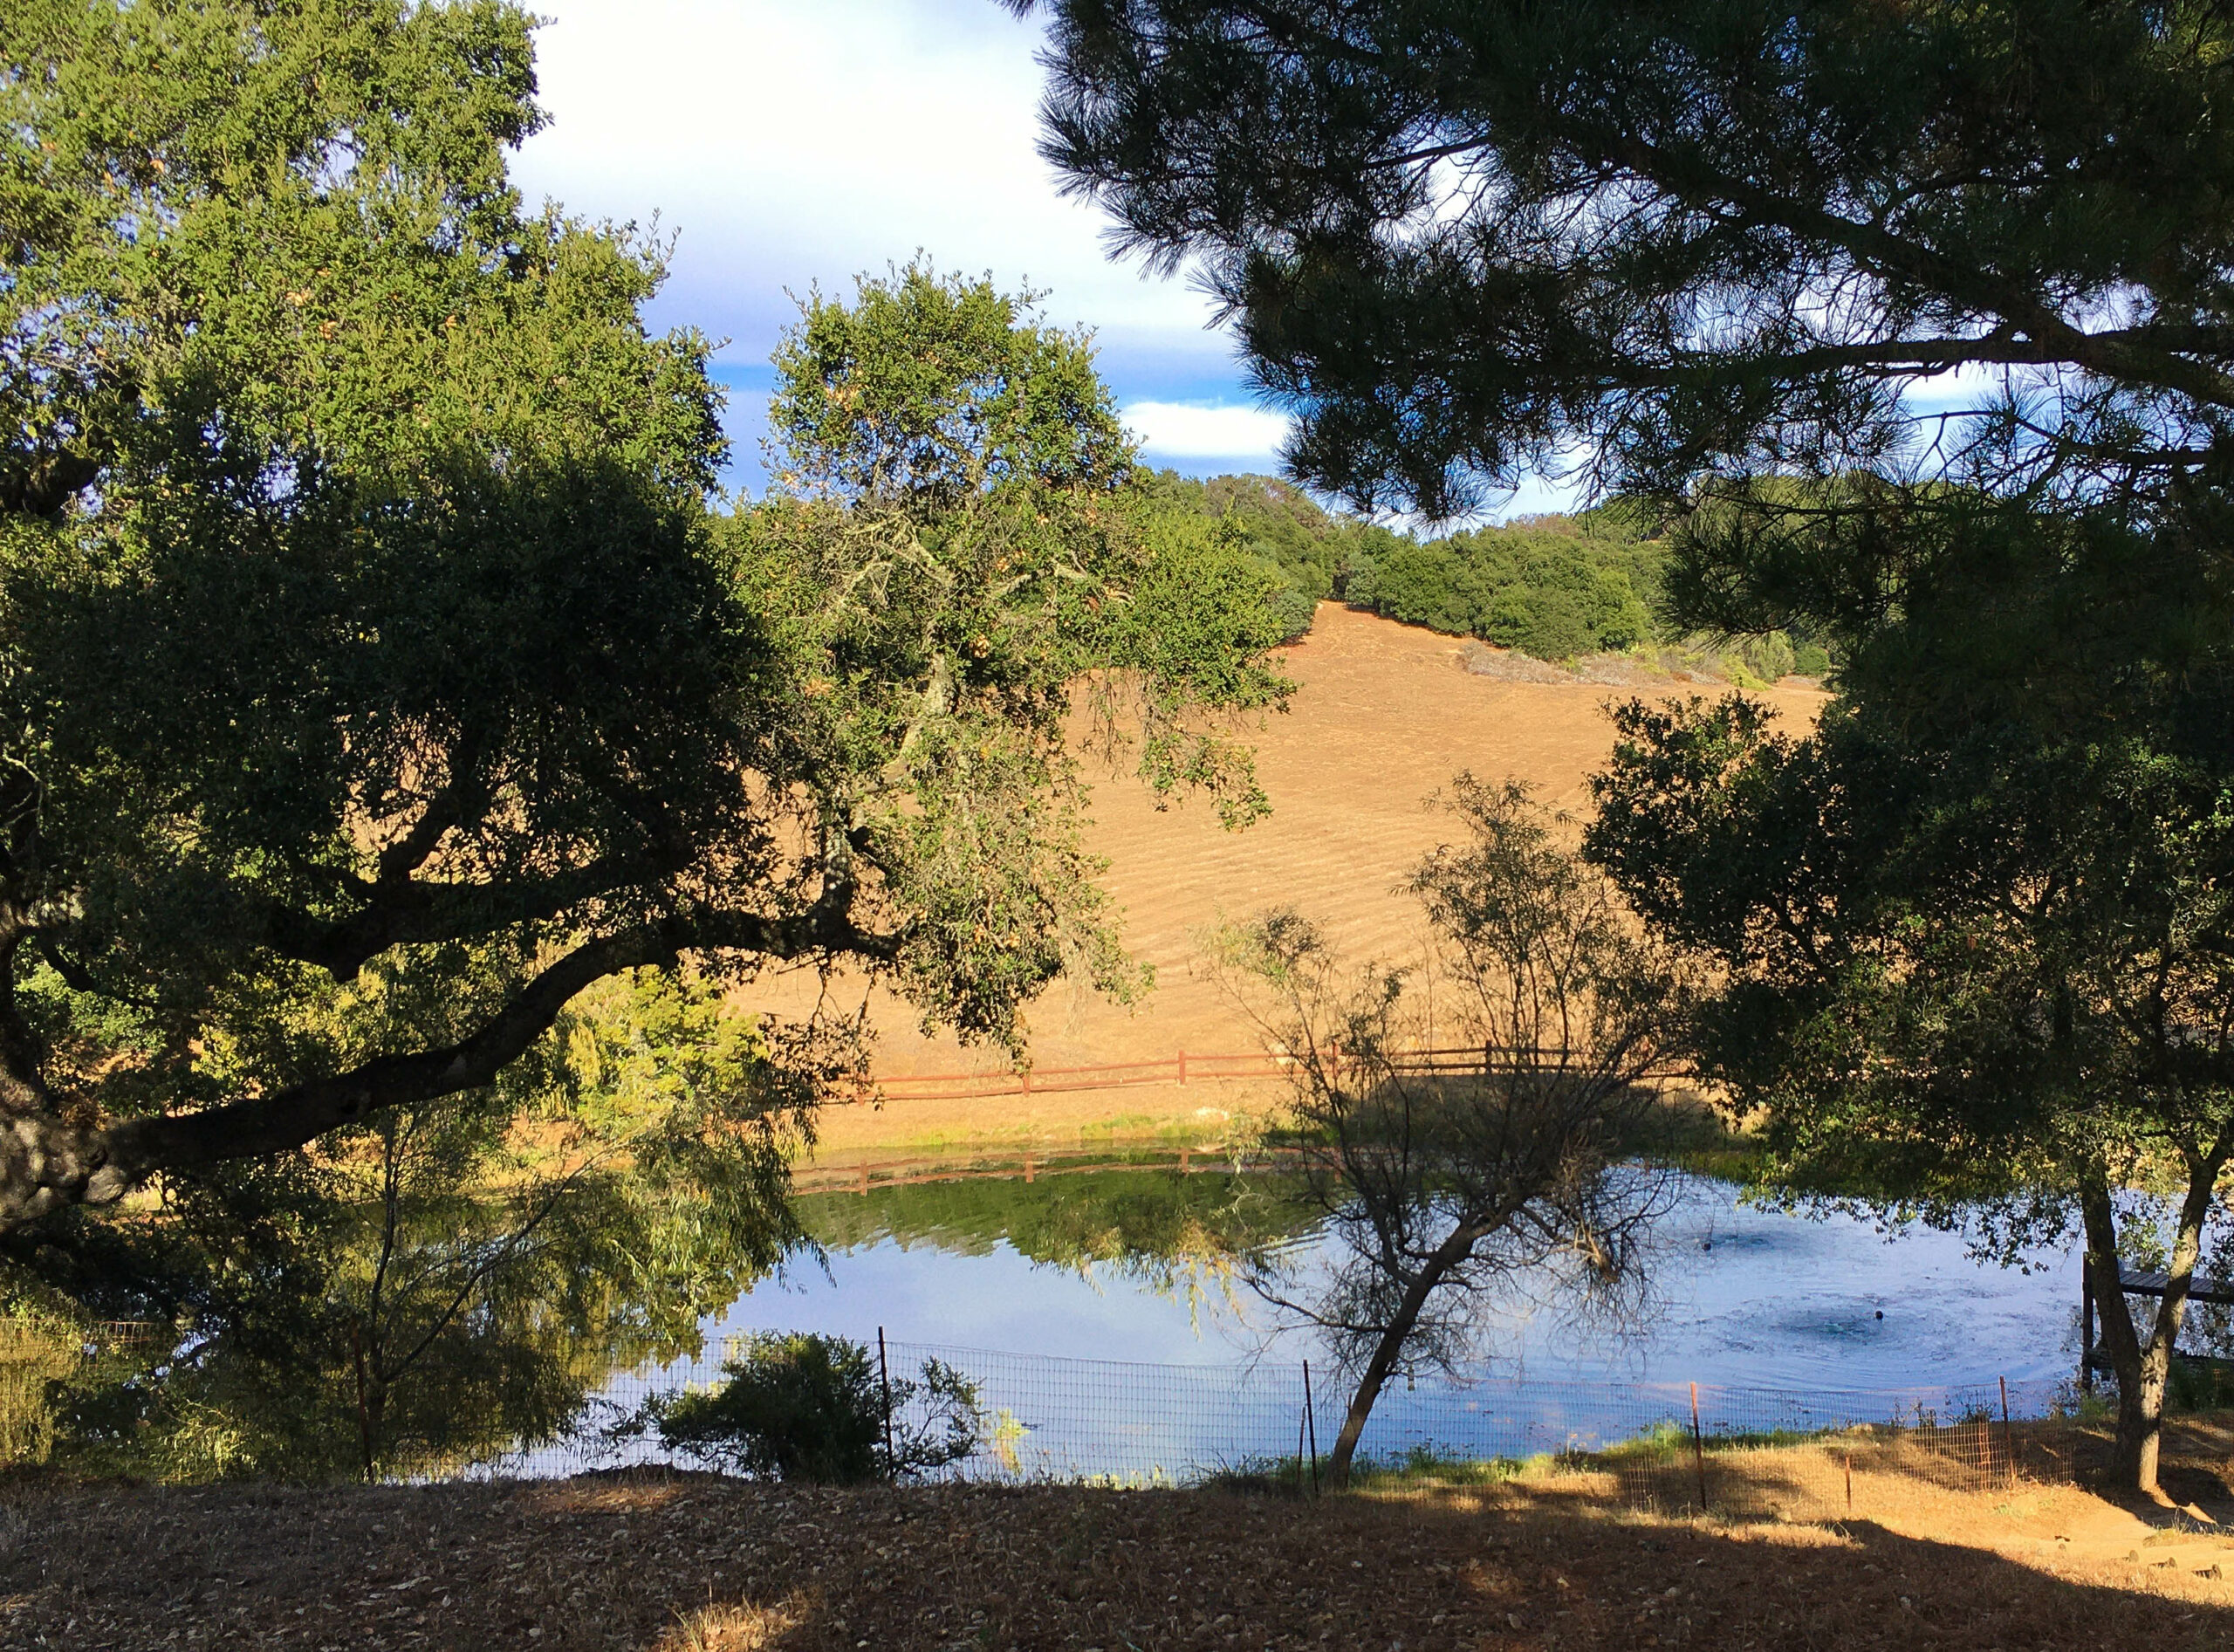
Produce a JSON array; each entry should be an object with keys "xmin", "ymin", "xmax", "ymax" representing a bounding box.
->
[
  {"xmin": 1325, "ymin": 1225, "xmax": 1481, "ymax": 1488},
  {"xmin": 2080, "ymin": 1156, "xmax": 2222, "ymax": 1498}
]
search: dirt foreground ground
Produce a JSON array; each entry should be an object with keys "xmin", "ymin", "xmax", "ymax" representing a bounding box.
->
[{"xmin": 15, "ymin": 1424, "xmax": 2234, "ymax": 1651}]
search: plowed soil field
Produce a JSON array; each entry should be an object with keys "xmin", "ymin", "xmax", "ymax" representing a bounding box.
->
[{"xmin": 781, "ymin": 605, "xmax": 1826, "ymax": 1158}]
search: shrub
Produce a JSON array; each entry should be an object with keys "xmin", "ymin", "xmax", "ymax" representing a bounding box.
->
[
  {"xmin": 1372, "ymin": 542, "xmax": 1474, "ymax": 633},
  {"xmin": 648, "ymin": 1332, "xmax": 984, "ymax": 1483},
  {"xmin": 1484, "ymin": 583, "xmax": 1594, "ymax": 660},
  {"xmin": 1264, "ymin": 582, "xmax": 1320, "ymax": 641},
  {"xmin": 1733, "ymin": 632, "xmax": 1797, "ymax": 685},
  {"xmin": 1345, "ymin": 512, "xmax": 1669, "ymax": 659},
  {"xmin": 1138, "ymin": 470, "xmax": 1416, "ymax": 641}
]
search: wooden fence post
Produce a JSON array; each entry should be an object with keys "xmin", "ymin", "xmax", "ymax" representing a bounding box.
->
[
  {"xmin": 2080, "ymin": 1271, "xmax": 2096, "ymax": 1391},
  {"xmin": 1176, "ymin": 1049, "xmax": 1188, "ymax": 1085}
]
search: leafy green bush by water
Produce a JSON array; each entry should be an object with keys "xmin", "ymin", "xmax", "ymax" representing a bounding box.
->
[{"xmin": 646, "ymin": 1332, "xmax": 984, "ymax": 1483}]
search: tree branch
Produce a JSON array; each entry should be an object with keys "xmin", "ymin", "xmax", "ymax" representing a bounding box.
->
[{"xmin": 0, "ymin": 887, "xmax": 900, "ymax": 1228}]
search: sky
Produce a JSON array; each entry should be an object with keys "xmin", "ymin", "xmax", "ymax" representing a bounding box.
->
[
  {"xmin": 506, "ymin": 2, "xmax": 2003, "ymax": 518},
  {"xmin": 507, "ymin": 0, "xmax": 1308, "ymax": 497}
]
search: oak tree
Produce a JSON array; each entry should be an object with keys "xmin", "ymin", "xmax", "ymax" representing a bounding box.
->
[{"xmin": 0, "ymin": 3, "xmax": 1287, "ymax": 1246}]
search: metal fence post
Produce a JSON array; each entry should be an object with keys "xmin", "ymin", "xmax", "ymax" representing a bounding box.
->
[
  {"xmin": 1303, "ymin": 1360, "xmax": 1321, "ymax": 1498},
  {"xmin": 1689, "ymin": 1381, "xmax": 1709, "ymax": 1513},
  {"xmin": 877, "ymin": 1326, "xmax": 895, "ymax": 1480},
  {"xmin": 1999, "ymin": 1375, "xmax": 2015, "ymax": 1485}
]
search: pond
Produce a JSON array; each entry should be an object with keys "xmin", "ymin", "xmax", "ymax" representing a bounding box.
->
[
  {"xmin": 542, "ymin": 1160, "xmax": 2090, "ymax": 1481},
  {"xmin": 708, "ymin": 1163, "xmax": 2081, "ymax": 1392}
]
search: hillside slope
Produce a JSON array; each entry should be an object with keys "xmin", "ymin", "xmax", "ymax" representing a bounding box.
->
[{"xmin": 778, "ymin": 604, "xmax": 1825, "ymax": 1149}]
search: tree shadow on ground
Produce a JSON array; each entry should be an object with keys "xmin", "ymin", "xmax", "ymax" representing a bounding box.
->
[{"xmin": 11, "ymin": 1471, "xmax": 2234, "ymax": 1650}]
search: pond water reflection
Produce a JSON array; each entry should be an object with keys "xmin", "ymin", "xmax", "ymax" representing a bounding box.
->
[{"xmin": 704, "ymin": 1163, "xmax": 2081, "ymax": 1391}]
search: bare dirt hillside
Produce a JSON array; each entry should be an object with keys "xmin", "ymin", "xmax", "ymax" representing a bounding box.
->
[{"xmin": 780, "ymin": 604, "xmax": 1826, "ymax": 1155}]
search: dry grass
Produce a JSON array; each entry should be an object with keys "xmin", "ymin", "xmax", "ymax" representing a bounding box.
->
[
  {"xmin": 787, "ymin": 604, "xmax": 1827, "ymax": 1159},
  {"xmin": 652, "ymin": 1596, "xmax": 803, "ymax": 1651},
  {"xmin": 10, "ymin": 1425, "xmax": 2234, "ymax": 1651}
]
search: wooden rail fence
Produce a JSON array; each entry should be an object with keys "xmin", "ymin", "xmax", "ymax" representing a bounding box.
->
[
  {"xmin": 792, "ymin": 1143, "xmax": 1305, "ymax": 1196},
  {"xmin": 852, "ymin": 1044, "xmax": 1567, "ymax": 1104}
]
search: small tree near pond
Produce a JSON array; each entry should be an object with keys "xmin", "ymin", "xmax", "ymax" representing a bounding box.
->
[
  {"xmin": 1587, "ymin": 686, "xmax": 2234, "ymax": 1498},
  {"xmin": 1216, "ymin": 778, "xmax": 1689, "ymax": 1485},
  {"xmin": 646, "ymin": 1333, "xmax": 983, "ymax": 1484}
]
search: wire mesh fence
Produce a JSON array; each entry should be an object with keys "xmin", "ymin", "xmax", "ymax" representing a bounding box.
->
[
  {"xmin": 0, "ymin": 1318, "xmax": 153, "ymax": 1468},
  {"xmin": 464, "ymin": 1335, "xmax": 2076, "ymax": 1520}
]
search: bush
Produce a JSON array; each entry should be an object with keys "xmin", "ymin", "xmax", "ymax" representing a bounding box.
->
[
  {"xmin": 1345, "ymin": 512, "xmax": 1667, "ymax": 660},
  {"xmin": 1732, "ymin": 632, "xmax": 1797, "ymax": 685},
  {"xmin": 647, "ymin": 1332, "xmax": 983, "ymax": 1483},
  {"xmin": 1138, "ymin": 470, "xmax": 1405, "ymax": 641}
]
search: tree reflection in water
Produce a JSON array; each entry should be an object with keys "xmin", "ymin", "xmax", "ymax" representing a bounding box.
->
[{"xmin": 797, "ymin": 1162, "xmax": 1320, "ymax": 1327}]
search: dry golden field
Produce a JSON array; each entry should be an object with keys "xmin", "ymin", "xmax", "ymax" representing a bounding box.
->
[{"xmin": 791, "ymin": 604, "xmax": 1826, "ymax": 1162}]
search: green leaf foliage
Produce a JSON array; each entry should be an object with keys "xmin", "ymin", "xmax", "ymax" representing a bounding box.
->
[
  {"xmin": 1343, "ymin": 512, "xmax": 1663, "ymax": 659},
  {"xmin": 1580, "ymin": 491, "xmax": 2234, "ymax": 1484},
  {"xmin": 1017, "ymin": 1, "xmax": 2234, "ymax": 523},
  {"xmin": 647, "ymin": 1331, "xmax": 983, "ymax": 1484},
  {"xmin": 1135, "ymin": 470, "xmax": 1405, "ymax": 640},
  {"xmin": 0, "ymin": 12, "xmax": 1292, "ymax": 1240}
]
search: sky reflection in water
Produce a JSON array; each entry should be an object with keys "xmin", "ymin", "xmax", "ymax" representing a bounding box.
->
[{"xmin": 705, "ymin": 1172, "xmax": 2080, "ymax": 1390}]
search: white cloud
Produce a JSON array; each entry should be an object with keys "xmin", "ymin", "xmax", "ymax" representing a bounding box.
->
[
  {"xmin": 511, "ymin": 1, "xmax": 1228, "ymax": 370},
  {"xmin": 1123, "ymin": 401, "xmax": 1290, "ymax": 461}
]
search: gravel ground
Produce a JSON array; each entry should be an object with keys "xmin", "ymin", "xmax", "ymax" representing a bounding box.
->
[{"xmin": 6, "ymin": 1471, "xmax": 2234, "ymax": 1650}]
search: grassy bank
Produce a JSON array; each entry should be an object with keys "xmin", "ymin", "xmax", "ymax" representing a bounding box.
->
[{"xmin": 801, "ymin": 1079, "xmax": 1280, "ymax": 1169}]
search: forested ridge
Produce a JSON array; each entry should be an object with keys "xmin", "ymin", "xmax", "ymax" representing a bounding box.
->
[{"xmin": 1146, "ymin": 471, "xmax": 1833, "ymax": 681}]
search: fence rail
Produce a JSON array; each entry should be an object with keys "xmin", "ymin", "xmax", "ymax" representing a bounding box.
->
[
  {"xmin": 858, "ymin": 1044, "xmax": 1572, "ymax": 1103},
  {"xmin": 791, "ymin": 1143, "xmax": 1299, "ymax": 1195}
]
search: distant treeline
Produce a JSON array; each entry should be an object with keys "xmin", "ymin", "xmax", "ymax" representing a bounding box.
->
[{"xmin": 1148, "ymin": 471, "xmax": 1830, "ymax": 679}]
